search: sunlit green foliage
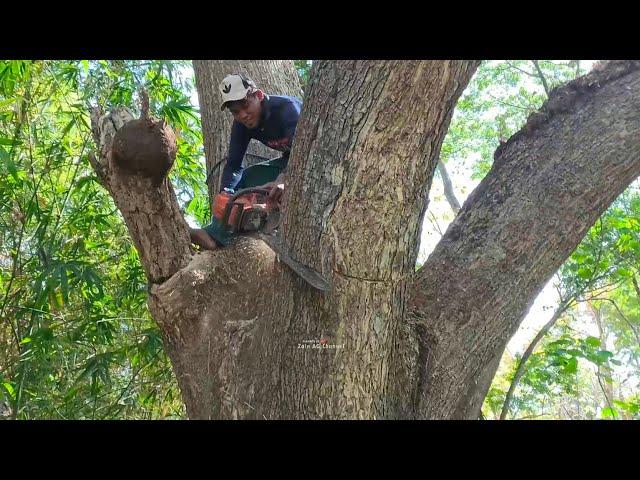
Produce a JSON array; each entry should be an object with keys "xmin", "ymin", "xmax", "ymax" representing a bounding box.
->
[
  {"xmin": 0, "ymin": 60, "xmax": 206, "ymax": 418},
  {"xmin": 293, "ymin": 60, "xmax": 312, "ymax": 92},
  {"xmin": 442, "ymin": 60, "xmax": 587, "ymax": 181},
  {"xmin": 483, "ymin": 182, "xmax": 640, "ymax": 420}
]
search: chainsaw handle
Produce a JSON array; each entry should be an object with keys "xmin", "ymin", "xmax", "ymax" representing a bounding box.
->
[
  {"xmin": 220, "ymin": 202, "xmax": 242, "ymax": 232},
  {"xmin": 228, "ymin": 187, "xmax": 271, "ymax": 202}
]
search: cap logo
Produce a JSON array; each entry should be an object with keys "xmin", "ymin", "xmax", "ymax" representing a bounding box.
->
[{"xmin": 222, "ymin": 83, "xmax": 232, "ymax": 94}]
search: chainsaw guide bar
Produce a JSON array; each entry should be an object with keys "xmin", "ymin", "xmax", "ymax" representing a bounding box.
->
[{"xmin": 258, "ymin": 233, "xmax": 331, "ymax": 293}]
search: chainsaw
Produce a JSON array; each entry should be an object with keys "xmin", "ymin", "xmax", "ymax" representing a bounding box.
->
[{"xmin": 212, "ymin": 187, "xmax": 331, "ymax": 292}]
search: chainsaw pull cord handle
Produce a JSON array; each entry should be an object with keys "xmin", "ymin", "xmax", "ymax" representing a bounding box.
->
[{"xmin": 220, "ymin": 187, "xmax": 272, "ymax": 230}]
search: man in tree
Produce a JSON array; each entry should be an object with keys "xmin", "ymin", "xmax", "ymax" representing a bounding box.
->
[{"xmin": 189, "ymin": 73, "xmax": 303, "ymax": 250}]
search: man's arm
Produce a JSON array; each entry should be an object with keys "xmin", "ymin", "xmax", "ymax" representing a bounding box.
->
[
  {"xmin": 263, "ymin": 100, "xmax": 300, "ymax": 183},
  {"xmin": 263, "ymin": 100, "xmax": 301, "ymax": 206},
  {"xmin": 279, "ymin": 99, "xmax": 301, "ymax": 165},
  {"xmin": 220, "ymin": 122, "xmax": 250, "ymax": 191}
]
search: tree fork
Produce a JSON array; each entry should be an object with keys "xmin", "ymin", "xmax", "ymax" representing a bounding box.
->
[{"xmin": 89, "ymin": 61, "xmax": 479, "ymax": 419}]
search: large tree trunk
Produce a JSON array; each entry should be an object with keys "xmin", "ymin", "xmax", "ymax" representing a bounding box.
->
[
  {"xmin": 193, "ymin": 60, "xmax": 302, "ymax": 200},
  {"xmin": 256, "ymin": 60, "xmax": 478, "ymax": 418},
  {"xmin": 88, "ymin": 60, "xmax": 640, "ymax": 419}
]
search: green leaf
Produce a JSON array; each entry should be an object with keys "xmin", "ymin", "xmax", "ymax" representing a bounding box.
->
[
  {"xmin": 1, "ymin": 382, "xmax": 15, "ymax": 400},
  {"xmin": 73, "ymin": 175, "xmax": 98, "ymax": 191},
  {"xmin": 595, "ymin": 350, "xmax": 614, "ymax": 364},
  {"xmin": 614, "ymin": 268, "xmax": 632, "ymax": 278},
  {"xmin": 612, "ymin": 400, "xmax": 628, "ymax": 409},
  {"xmin": 0, "ymin": 97, "xmax": 16, "ymax": 110},
  {"xmin": 585, "ymin": 336, "xmax": 601, "ymax": 348},
  {"xmin": 601, "ymin": 407, "xmax": 618, "ymax": 419},
  {"xmin": 577, "ymin": 267, "xmax": 592, "ymax": 279},
  {"xmin": 59, "ymin": 266, "xmax": 69, "ymax": 304},
  {"xmin": 563, "ymin": 357, "xmax": 578, "ymax": 374},
  {"xmin": 61, "ymin": 119, "xmax": 76, "ymax": 137},
  {"xmin": 33, "ymin": 327, "xmax": 54, "ymax": 343},
  {"xmin": 0, "ymin": 146, "xmax": 19, "ymax": 180}
]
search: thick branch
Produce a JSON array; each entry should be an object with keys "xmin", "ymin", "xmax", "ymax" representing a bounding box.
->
[
  {"xmin": 89, "ymin": 107, "xmax": 193, "ymax": 284},
  {"xmin": 283, "ymin": 60, "xmax": 480, "ymax": 283},
  {"xmin": 409, "ymin": 60, "xmax": 640, "ymax": 419}
]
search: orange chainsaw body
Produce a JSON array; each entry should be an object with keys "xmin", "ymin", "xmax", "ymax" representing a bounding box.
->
[{"xmin": 212, "ymin": 189, "xmax": 270, "ymax": 233}]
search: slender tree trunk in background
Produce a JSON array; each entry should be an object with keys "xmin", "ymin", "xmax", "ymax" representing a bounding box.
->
[
  {"xmin": 499, "ymin": 298, "xmax": 574, "ymax": 419},
  {"xmin": 89, "ymin": 60, "xmax": 640, "ymax": 419},
  {"xmin": 591, "ymin": 302, "xmax": 616, "ymax": 416},
  {"xmin": 437, "ymin": 159, "xmax": 461, "ymax": 214},
  {"xmin": 632, "ymin": 275, "xmax": 640, "ymax": 300},
  {"xmin": 532, "ymin": 60, "xmax": 551, "ymax": 97},
  {"xmin": 192, "ymin": 61, "xmax": 302, "ymax": 200}
]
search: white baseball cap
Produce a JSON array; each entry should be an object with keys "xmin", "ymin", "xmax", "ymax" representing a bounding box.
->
[{"xmin": 219, "ymin": 74, "xmax": 257, "ymax": 110}]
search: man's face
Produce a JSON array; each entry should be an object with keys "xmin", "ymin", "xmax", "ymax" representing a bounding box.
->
[{"xmin": 228, "ymin": 92, "xmax": 262, "ymax": 129}]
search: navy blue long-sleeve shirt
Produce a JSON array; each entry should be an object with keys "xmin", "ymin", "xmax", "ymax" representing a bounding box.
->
[{"xmin": 220, "ymin": 94, "xmax": 302, "ymax": 191}]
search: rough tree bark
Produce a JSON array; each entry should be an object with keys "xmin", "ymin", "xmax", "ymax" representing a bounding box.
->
[
  {"xmin": 89, "ymin": 60, "xmax": 640, "ymax": 419},
  {"xmin": 262, "ymin": 60, "xmax": 478, "ymax": 418},
  {"xmin": 88, "ymin": 107, "xmax": 192, "ymax": 284},
  {"xmin": 193, "ymin": 60, "xmax": 303, "ymax": 200},
  {"xmin": 408, "ymin": 60, "xmax": 640, "ymax": 419}
]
